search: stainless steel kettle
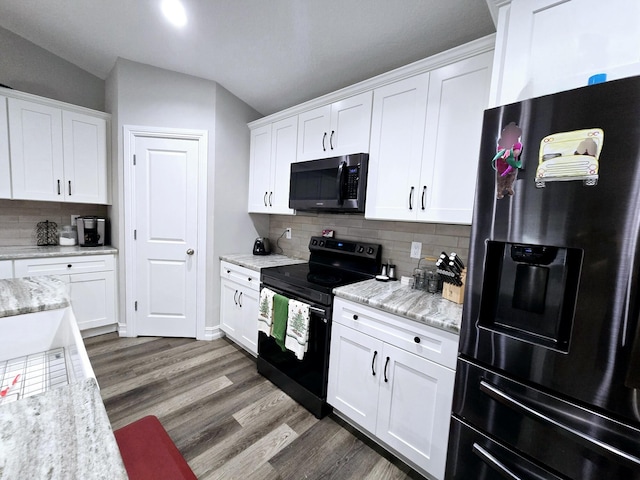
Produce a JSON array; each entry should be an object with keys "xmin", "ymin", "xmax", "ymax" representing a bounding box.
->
[{"xmin": 253, "ymin": 237, "xmax": 271, "ymax": 255}]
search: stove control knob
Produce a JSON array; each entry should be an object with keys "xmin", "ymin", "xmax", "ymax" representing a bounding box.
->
[
  {"xmin": 319, "ymin": 240, "xmax": 325, "ymax": 247},
  {"xmin": 311, "ymin": 239, "xmax": 318, "ymax": 245},
  {"xmin": 358, "ymin": 246, "xmax": 365, "ymax": 253},
  {"xmin": 367, "ymin": 247, "xmax": 374, "ymax": 255}
]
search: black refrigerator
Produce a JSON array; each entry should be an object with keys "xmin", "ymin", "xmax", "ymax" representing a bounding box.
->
[{"xmin": 446, "ymin": 76, "xmax": 640, "ymax": 479}]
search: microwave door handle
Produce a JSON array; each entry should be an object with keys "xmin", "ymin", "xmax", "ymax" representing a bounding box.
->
[{"xmin": 336, "ymin": 161, "xmax": 346, "ymax": 205}]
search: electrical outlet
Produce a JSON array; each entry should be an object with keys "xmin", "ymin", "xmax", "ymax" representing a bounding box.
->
[
  {"xmin": 410, "ymin": 241, "xmax": 422, "ymax": 259},
  {"xmin": 285, "ymin": 227, "xmax": 292, "ymax": 239},
  {"xmin": 71, "ymin": 215, "xmax": 81, "ymax": 226}
]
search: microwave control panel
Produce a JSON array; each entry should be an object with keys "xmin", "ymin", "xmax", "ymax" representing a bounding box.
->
[{"xmin": 346, "ymin": 166, "xmax": 360, "ymax": 199}]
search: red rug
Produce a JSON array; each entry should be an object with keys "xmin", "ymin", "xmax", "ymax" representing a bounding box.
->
[{"xmin": 114, "ymin": 415, "xmax": 197, "ymax": 480}]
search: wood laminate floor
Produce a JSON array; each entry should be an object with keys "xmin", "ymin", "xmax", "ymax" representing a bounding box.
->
[{"xmin": 84, "ymin": 333, "xmax": 427, "ymax": 480}]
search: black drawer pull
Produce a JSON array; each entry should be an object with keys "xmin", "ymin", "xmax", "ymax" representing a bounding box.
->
[
  {"xmin": 67, "ymin": 264, "xmax": 72, "ymax": 268},
  {"xmin": 384, "ymin": 356, "xmax": 390, "ymax": 383},
  {"xmin": 414, "ymin": 336, "xmax": 421, "ymax": 344},
  {"xmin": 353, "ymin": 314, "xmax": 358, "ymax": 320}
]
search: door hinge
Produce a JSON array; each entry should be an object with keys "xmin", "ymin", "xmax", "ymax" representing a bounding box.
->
[
  {"xmin": 133, "ymin": 154, "xmax": 136, "ymax": 166},
  {"xmin": 134, "ymin": 301, "xmax": 138, "ymax": 311},
  {"xmin": 133, "ymin": 229, "xmax": 137, "ymax": 240}
]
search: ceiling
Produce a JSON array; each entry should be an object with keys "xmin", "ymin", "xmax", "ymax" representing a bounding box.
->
[{"xmin": 0, "ymin": 0, "xmax": 496, "ymax": 116}]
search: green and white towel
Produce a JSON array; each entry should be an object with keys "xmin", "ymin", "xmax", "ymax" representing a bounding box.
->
[
  {"xmin": 257, "ymin": 287, "xmax": 276, "ymax": 335},
  {"xmin": 285, "ymin": 299, "xmax": 310, "ymax": 360}
]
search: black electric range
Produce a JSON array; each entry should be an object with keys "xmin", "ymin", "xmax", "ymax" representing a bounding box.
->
[{"xmin": 258, "ymin": 236, "xmax": 382, "ymax": 418}]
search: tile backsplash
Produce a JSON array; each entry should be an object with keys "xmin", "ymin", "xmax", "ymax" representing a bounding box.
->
[
  {"xmin": 268, "ymin": 212, "xmax": 471, "ymax": 280},
  {"xmin": 0, "ymin": 200, "xmax": 108, "ymax": 246}
]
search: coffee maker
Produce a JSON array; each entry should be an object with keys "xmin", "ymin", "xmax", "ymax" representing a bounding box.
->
[{"xmin": 77, "ymin": 216, "xmax": 106, "ymax": 247}]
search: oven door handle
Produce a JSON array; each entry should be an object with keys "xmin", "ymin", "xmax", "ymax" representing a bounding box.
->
[{"xmin": 480, "ymin": 380, "xmax": 640, "ymax": 467}]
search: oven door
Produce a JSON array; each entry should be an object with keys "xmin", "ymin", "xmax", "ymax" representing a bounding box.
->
[{"xmin": 257, "ymin": 284, "xmax": 333, "ymax": 418}]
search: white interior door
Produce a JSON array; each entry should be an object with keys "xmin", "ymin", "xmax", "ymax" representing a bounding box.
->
[{"xmin": 133, "ymin": 134, "xmax": 200, "ymax": 337}]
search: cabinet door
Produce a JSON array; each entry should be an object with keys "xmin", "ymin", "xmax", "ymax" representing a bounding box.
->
[
  {"xmin": 376, "ymin": 343, "xmax": 456, "ymax": 480},
  {"xmin": 62, "ymin": 111, "xmax": 108, "ymax": 204},
  {"xmin": 68, "ymin": 270, "xmax": 116, "ymax": 331},
  {"xmin": 8, "ymin": 98, "xmax": 64, "ymax": 201},
  {"xmin": 0, "ymin": 95, "xmax": 11, "ymax": 199},
  {"xmin": 327, "ymin": 322, "xmax": 383, "ymax": 433},
  {"xmin": 269, "ymin": 116, "xmax": 297, "ymax": 214},
  {"xmin": 238, "ymin": 286, "xmax": 259, "ymax": 355},
  {"xmin": 329, "ymin": 91, "xmax": 373, "ymax": 156},
  {"xmin": 248, "ymin": 124, "xmax": 272, "ymax": 213},
  {"xmin": 220, "ymin": 278, "xmax": 242, "ymax": 338},
  {"xmin": 297, "ymin": 104, "xmax": 331, "ymax": 161},
  {"xmin": 0, "ymin": 260, "xmax": 13, "ymax": 279},
  {"xmin": 419, "ymin": 51, "xmax": 493, "ymax": 224},
  {"xmin": 365, "ymin": 73, "xmax": 430, "ymax": 221}
]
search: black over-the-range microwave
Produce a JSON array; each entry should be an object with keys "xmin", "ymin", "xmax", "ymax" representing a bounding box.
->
[{"xmin": 288, "ymin": 153, "xmax": 368, "ymax": 212}]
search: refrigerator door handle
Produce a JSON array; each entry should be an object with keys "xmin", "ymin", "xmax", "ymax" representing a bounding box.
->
[
  {"xmin": 480, "ymin": 380, "xmax": 640, "ymax": 468},
  {"xmin": 472, "ymin": 443, "xmax": 521, "ymax": 480}
]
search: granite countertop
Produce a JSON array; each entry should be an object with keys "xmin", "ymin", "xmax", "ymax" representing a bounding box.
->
[
  {"xmin": 0, "ymin": 245, "xmax": 118, "ymax": 260},
  {"xmin": 0, "ymin": 378, "xmax": 128, "ymax": 479},
  {"xmin": 0, "ymin": 276, "xmax": 70, "ymax": 318},
  {"xmin": 220, "ymin": 253, "xmax": 306, "ymax": 271},
  {"xmin": 333, "ymin": 279, "xmax": 463, "ymax": 334}
]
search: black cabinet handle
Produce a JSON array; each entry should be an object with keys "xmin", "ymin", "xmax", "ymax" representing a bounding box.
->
[
  {"xmin": 330, "ymin": 130, "xmax": 335, "ymax": 150},
  {"xmin": 322, "ymin": 132, "xmax": 327, "ymax": 151},
  {"xmin": 68, "ymin": 180, "xmax": 72, "ymax": 196},
  {"xmin": 409, "ymin": 186, "xmax": 414, "ymax": 210},
  {"xmin": 421, "ymin": 185, "xmax": 426, "ymax": 210},
  {"xmin": 384, "ymin": 356, "xmax": 390, "ymax": 383},
  {"xmin": 57, "ymin": 180, "xmax": 61, "ymax": 195},
  {"xmin": 226, "ymin": 269, "xmax": 231, "ymax": 274},
  {"xmin": 238, "ymin": 291, "xmax": 243, "ymax": 307},
  {"xmin": 353, "ymin": 314, "xmax": 358, "ymax": 320},
  {"xmin": 371, "ymin": 350, "xmax": 378, "ymax": 376},
  {"xmin": 263, "ymin": 192, "xmax": 268, "ymax": 207},
  {"xmin": 233, "ymin": 290, "xmax": 238, "ymax": 305},
  {"xmin": 269, "ymin": 192, "xmax": 273, "ymax": 206},
  {"xmin": 67, "ymin": 264, "xmax": 72, "ymax": 269},
  {"xmin": 248, "ymin": 277, "xmax": 252, "ymax": 282},
  {"xmin": 414, "ymin": 336, "xmax": 421, "ymax": 344}
]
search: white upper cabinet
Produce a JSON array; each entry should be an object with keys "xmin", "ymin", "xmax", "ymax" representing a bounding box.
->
[
  {"xmin": 366, "ymin": 51, "xmax": 493, "ymax": 224},
  {"xmin": 297, "ymin": 92, "xmax": 372, "ymax": 161},
  {"xmin": 490, "ymin": 0, "xmax": 640, "ymax": 107},
  {"xmin": 248, "ymin": 116, "xmax": 296, "ymax": 214},
  {"xmin": 8, "ymin": 98, "xmax": 64, "ymax": 202},
  {"xmin": 7, "ymin": 93, "xmax": 110, "ymax": 204},
  {"xmin": 62, "ymin": 110, "xmax": 108, "ymax": 204},
  {"xmin": 365, "ymin": 73, "xmax": 430, "ymax": 222},
  {"xmin": 0, "ymin": 96, "xmax": 11, "ymax": 199}
]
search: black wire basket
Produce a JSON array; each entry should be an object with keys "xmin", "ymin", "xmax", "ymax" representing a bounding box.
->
[{"xmin": 36, "ymin": 220, "xmax": 58, "ymax": 246}]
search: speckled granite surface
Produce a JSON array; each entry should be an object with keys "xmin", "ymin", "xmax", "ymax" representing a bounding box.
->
[
  {"xmin": 0, "ymin": 276, "xmax": 70, "ymax": 318},
  {"xmin": 0, "ymin": 378, "xmax": 127, "ymax": 479},
  {"xmin": 0, "ymin": 245, "xmax": 118, "ymax": 260},
  {"xmin": 333, "ymin": 279, "xmax": 463, "ymax": 334},
  {"xmin": 220, "ymin": 253, "xmax": 306, "ymax": 271}
]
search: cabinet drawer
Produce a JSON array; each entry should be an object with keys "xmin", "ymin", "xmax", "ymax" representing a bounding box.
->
[
  {"xmin": 14, "ymin": 254, "xmax": 114, "ymax": 277},
  {"xmin": 333, "ymin": 297, "xmax": 459, "ymax": 369},
  {"xmin": 220, "ymin": 261, "xmax": 259, "ymax": 291}
]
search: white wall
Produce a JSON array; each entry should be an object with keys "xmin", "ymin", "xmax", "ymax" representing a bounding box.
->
[
  {"xmin": 106, "ymin": 58, "xmax": 261, "ymax": 337},
  {"xmin": 0, "ymin": 26, "xmax": 104, "ymax": 111}
]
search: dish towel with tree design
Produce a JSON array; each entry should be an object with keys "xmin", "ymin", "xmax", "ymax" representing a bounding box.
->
[
  {"xmin": 257, "ymin": 287, "xmax": 276, "ymax": 335},
  {"xmin": 285, "ymin": 299, "xmax": 310, "ymax": 360}
]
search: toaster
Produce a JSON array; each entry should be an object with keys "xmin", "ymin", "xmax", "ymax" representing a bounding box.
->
[{"xmin": 253, "ymin": 237, "xmax": 271, "ymax": 255}]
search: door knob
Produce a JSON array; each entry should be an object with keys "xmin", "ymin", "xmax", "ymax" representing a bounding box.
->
[{"xmin": 186, "ymin": 248, "xmax": 195, "ymax": 255}]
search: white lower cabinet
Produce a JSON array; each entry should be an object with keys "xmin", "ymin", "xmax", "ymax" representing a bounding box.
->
[
  {"xmin": 219, "ymin": 261, "xmax": 260, "ymax": 355},
  {"xmin": 0, "ymin": 260, "xmax": 13, "ymax": 279},
  {"xmin": 328, "ymin": 297, "xmax": 458, "ymax": 480},
  {"xmin": 13, "ymin": 254, "xmax": 117, "ymax": 332}
]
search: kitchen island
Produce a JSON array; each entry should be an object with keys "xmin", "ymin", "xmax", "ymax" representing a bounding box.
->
[{"xmin": 0, "ymin": 276, "xmax": 127, "ymax": 479}]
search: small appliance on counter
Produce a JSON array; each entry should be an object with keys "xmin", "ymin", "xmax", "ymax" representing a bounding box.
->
[
  {"xmin": 77, "ymin": 216, "xmax": 105, "ymax": 247},
  {"xmin": 252, "ymin": 237, "xmax": 271, "ymax": 255}
]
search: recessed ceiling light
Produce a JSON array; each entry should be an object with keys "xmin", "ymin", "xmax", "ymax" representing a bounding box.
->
[{"xmin": 161, "ymin": 0, "xmax": 187, "ymax": 27}]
